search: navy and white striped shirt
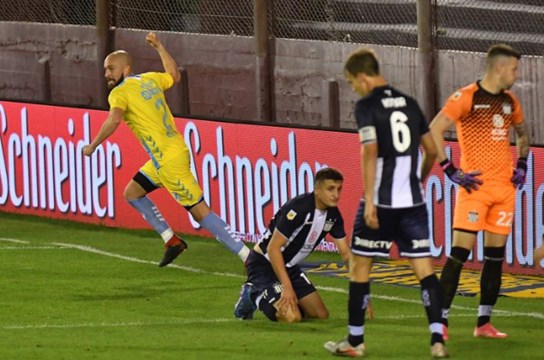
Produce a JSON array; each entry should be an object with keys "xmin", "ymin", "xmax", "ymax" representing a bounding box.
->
[
  {"xmin": 257, "ymin": 192, "xmax": 346, "ymax": 267},
  {"xmin": 355, "ymin": 85, "xmax": 429, "ymax": 208}
]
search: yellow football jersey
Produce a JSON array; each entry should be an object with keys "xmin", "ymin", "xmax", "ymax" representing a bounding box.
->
[{"xmin": 108, "ymin": 72, "xmax": 186, "ymax": 169}]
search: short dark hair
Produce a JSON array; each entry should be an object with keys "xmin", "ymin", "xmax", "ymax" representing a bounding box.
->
[
  {"xmin": 315, "ymin": 167, "xmax": 343, "ymax": 183},
  {"xmin": 344, "ymin": 48, "xmax": 380, "ymax": 77},
  {"xmin": 487, "ymin": 44, "xmax": 521, "ymax": 65}
]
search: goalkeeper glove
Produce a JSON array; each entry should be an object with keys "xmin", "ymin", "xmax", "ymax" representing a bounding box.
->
[
  {"xmin": 440, "ymin": 159, "xmax": 482, "ymax": 193},
  {"xmin": 511, "ymin": 157, "xmax": 527, "ymax": 189}
]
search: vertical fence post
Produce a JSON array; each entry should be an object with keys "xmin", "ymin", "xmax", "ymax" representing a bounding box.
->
[
  {"xmin": 38, "ymin": 55, "xmax": 51, "ymax": 103},
  {"xmin": 417, "ymin": 0, "xmax": 436, "ymax": 121},
  {"xmin": 254, "ymin": 0, "xmax": 272, "ymax": 122},
  {"xmin": 96, "ymin": 0, "xmax": 112, "ymax": 108},
  {"xmin": 178, "ymin": 67, "xmax": 191, "ymax": 115},
  {"xmin": 321, "ymin": 78, "xmax": 340, "ymax": 128}
]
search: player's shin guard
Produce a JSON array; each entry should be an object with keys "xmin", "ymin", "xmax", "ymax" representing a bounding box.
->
[
  {"xmin": 478, "ymin": 246, "xmax": 505, "ymax": 327},
  {"xmin": 200, "ymin": 212, "xmax": 250, "ymax": 261},
  {"xmin": 127, "ymin": 197, "xmax": 173, "ymax": 242},
  {"xmin": 348, "ymin": 282, "xmax": 370, "ymax": 347},
  {"xmin": 440, "ymin": 246, "xmax": 470, "ymax": 326},
  {"xmin": 420, "ymin": 274, "xmax": 445, "ymax": 345}
]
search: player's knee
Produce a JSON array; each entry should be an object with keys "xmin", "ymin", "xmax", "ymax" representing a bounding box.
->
[
  {"xmin": 122, "ymin": 187, "xmax": 132, "ymax": 201},
  {"xmin": 450, "ymin": 246, "xmax": 470, "ymax": 264},
  {"xmin": 278, "ymin": 310, "xmax": 302, "ymax": 323},
  {"xmin": 123, "ymin": 182, "xmax": 144, "ymax": 201},
  {"xmin": 314, "ymin": 308, "xmax": 329, "ymax": 320},
  {"xmin": 483, "ymin": 246, "xmax": 505, "ymax": 261}
]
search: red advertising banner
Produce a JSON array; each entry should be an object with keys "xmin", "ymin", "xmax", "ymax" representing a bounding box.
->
[{"xmin": 0, "ymin": 101, "xmax": 542, "ymax": 274}]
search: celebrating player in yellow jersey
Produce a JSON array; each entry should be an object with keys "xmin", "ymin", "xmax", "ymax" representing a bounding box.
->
[{"xmin": 83, "ymin": 32, "xmax": 250, "ymax": 267}]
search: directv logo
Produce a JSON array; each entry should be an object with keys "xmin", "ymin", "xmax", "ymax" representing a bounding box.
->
[{"xmin": 353, "ymin": 237, "xmax": 392, "ymax": 249}]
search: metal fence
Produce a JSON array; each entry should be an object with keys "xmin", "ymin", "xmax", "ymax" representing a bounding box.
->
[
  {"xmin": 0, "ymin": 0, "xmax": 95, "ymax": 25},
  {"xmin": 1, "ymin": 0, "xmax": 542, "ymax": 55}
]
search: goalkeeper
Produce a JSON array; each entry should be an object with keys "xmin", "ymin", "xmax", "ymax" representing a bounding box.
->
[{"xmin": 429, "ymin": 44, "xmax": 530, "ymax": 340}]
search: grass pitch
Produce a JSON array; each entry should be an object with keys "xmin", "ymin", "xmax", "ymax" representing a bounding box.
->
[{"xmin": 0, "ymin": 211, "xmax": 542, "ymax": 359}]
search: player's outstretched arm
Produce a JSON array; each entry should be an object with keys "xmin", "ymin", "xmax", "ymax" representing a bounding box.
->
[
  {"xmin": 145, "ymin": 32, "xmax": 181, "ymax": 83},
  {"xmin": 83, "ymin": 107, "xmax": 124, "ymax": 156}
]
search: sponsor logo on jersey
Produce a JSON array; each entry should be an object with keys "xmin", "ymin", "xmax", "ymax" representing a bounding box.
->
[
  {"xmin": 491, "ymin": 114, "xmax": 508, "ymax": 141},
  {"xmin": 308, "ymin": 230, "xmax": 319, "ymax": 245},
  {"xmin": 411, "ymin": 239, "xmax": 430, "ymax": 249},
  {"xmin": 287, "ymin": 210, "xmax": 297, "ymax": 220},
  {"xmin": 493, "ymin": 114, "xmax": 505, "ymax": 127},
  {"xmin": 353, "ymin": 236, "xmax": 392, "ymax": 250},
  {"xmin": 474, "ymin": 104, "xmax": 491, "ymax": 109}
]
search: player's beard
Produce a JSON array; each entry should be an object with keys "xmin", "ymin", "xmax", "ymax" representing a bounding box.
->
[{"xmin": 106, "ymin": 74, "xmax": 125, "ymax": 90}]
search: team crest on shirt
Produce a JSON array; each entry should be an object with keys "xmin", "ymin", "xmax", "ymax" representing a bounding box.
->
[
  {"xmin": 467, "ymin": 211, "xmax": 479, "ymax": 223},
  {"xmin": 502, "ymin": 103, "xmax": 512, "ymax": 115},
  {"xmin": 323, "ymin": 220, "xmax": 334, "ymax": 232},
  {"xmin": 287, "ymin": 210, "xmax": 297, "ymax": 220}
]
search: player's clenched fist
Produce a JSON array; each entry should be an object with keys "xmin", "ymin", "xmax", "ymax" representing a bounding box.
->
[
  {"xmin": 82, "ymin": 144, "xmax": 95, "ymax": 156},
  {"xmin": 146, "ymin": 32, "xmax": 161, "ymax": 48}
]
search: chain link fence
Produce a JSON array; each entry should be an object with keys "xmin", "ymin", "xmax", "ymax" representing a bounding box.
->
[
  {"xmin": 271, "ymin": 0, "xmax": 418, "ymax": 47},
  {"xmin": 0, "ymin": 0, "xmax": 542, "ymax": 55},
  {"xmin": 0, "ymin": 0, "xmax": 95, "ymax": 25},
  {"xmin": 435, "ymin": 0, "xmax": 544, "ymax": 55},
  {"xmin": 114, "ymin": 0, "xmax": 254, "ymax": 36}
]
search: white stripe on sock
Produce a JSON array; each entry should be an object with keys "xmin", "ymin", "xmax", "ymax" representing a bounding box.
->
[
  {"xmin": 478, "ymin": 305, "xmax": 493, "ymax": 317},
  {"xmin": 160, "ymin": 229, "xmax": 174, "ymax": 242},
  {"xmin": 238, "ymin": 246, "xmax": 250, "ymax": 262},
  {"xmin": 430, "ymin": 322, "xmax": 443, "ymax": 334},
  {"xmin": 348, "ymin": 325, "xmax": 364, "ymax": 336}
]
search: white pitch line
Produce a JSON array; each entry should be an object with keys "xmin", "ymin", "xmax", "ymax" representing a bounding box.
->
[
  {"xmin": 0, "ymin": 237, "xmax": 29, "ymax": 244},
  {"xmin": 3, "ymin": 317, "xmax": 234, "ymax": 330},
  {"xmin": 6, "ymin": 314, "xmax": 481, "ymax": 330},
  {"xmin": 2, "ymin": 237, "xmax": 540, "ymax": 321},
  {"xmin": 54, "ymin": 242, "xmax": 544, "ymax": 320},
  {"xmin": 53, "ymin": 242, "xmax": 244, "ymax": 279},
  {"xmin": 0, "ymin": 246, "xmax": 67, "ymax": 250},
  {"xmin": 317, "ymin": 286, "xmax": 544, "ymax": 319}
]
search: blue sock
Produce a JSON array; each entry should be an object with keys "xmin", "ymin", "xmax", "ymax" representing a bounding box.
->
[
  {"xmin": 127, "ymin": 197, "xmax": 173, "ymax": 242},
  {"xmin": 200, "ymin": 212, "xmax": 249, "ymax": 261}
]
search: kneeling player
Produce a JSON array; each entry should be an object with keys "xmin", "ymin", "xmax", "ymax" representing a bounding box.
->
[{"xmin": 233, "ymin": 168, "xmax": 350, "ymax": 322}]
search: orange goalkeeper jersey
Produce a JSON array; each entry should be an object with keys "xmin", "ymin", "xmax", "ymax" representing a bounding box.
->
[{"xmin": 441, "ymin": 82, "xmax": 524, "ymax": 185}]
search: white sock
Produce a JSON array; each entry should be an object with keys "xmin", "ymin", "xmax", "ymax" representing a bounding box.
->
[
  {"xmin": 160, "ymin": 228, "xmax": 174, "ymax": 243},
  {"xmin": 238, "ymin": 246, "xmax": 250, "ymax": 262}
]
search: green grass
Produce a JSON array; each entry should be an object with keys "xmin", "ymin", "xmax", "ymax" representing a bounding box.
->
[{"xmin": 0, "ymin": 211, "xmax": 542, "ymax": 359}]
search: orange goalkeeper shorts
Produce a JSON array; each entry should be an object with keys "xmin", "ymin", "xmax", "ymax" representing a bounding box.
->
[{"xmin": 453, "ymin": 181, "xmax": 516, "ymax": 235}]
